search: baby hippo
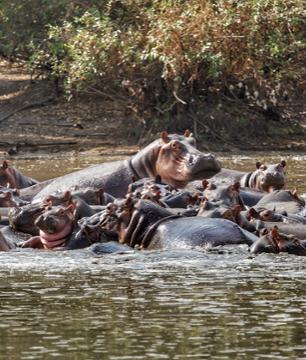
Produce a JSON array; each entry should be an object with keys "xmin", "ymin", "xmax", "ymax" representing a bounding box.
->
[{"xmin": 19, "ymin": 204, "xmax": 75, "ymax": 250}]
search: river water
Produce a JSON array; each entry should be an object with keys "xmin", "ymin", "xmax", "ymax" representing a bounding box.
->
[{"xmin": 1, "ymin": 152, "xmax": 306, "ymax": 360}]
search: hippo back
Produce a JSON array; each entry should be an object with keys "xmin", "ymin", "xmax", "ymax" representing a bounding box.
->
[{"xmin": 148, "ymin": 217, "xmax": 258, "ymax": 249}]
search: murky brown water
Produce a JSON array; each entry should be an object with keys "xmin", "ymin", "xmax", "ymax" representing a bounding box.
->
[{"xmin": 1, "ymin": 152, "xmax": 306, "ymax": 360}]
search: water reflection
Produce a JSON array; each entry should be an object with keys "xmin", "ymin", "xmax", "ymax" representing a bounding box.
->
[{"xmin": 1, "ymin": 152, "xmax": 306, "ymax": 359}]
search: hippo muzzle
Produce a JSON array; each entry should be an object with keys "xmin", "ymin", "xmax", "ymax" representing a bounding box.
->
[
  {"xmin": 261, "ymin": 172, "xmax": 285, "ymax": 191},
  {"xmin": 187, "ymin": 153, "xmax": 221, "ymax": 180}
]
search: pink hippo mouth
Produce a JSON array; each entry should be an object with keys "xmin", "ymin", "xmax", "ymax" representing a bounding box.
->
[{"xmin": 39, "ymin": 223, "xmax": 73, "ymax": 250}]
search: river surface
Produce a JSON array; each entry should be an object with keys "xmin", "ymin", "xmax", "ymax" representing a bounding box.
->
[{"xmin": 1, "ymin": 152, "xmax": 306, "ymax": 360}]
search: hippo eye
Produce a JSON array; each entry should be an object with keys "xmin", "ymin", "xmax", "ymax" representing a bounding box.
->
[{"xmin": 171, "ymin": 141, "xmax": 180, "ymax": 150}]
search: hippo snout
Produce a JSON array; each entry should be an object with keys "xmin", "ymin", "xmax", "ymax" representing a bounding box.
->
[
  {"xmin": 188, "ymin": 153, "xmax": 221, "ymax": 179},
  {"xmin": 35, "ymin": 214, "xmax": 58, "ymax": 233}
]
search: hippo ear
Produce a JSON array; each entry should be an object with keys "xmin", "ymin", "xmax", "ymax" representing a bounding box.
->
[
  {"xmin": 97, "ymin": 188, "xmax": 104, "ymax": 203},
  {"xmin": 248, "ymin": 207, "xmax": 258, "ymax": 219},
  {"xmin": 4, "ymin": 192, "xmax": 12, "ymax": 200},
  {"xmin": 199, "ymin": 197, "xmax": 208, "ymax": 210},
  {"xmin": 65, "ymin": 203, "xmax": 76, "ymax": 214},
  {"xmin": 292, "ymin": 188, "xmax": 299, "ymax": 199},
  {"xmin": 223, "ymin": 209, "xmax": 234, "ymax": 220},
  {"xmin": 125, "ymin": 195, "xmax": 134, "ymax": 208},
  {"xmin": 280, "ymin": 160, "xmax": 286, "ymax": 168},
  {"xmin": 155, "ymin": 189, "xmax": 161, "ymax": 199},
  {"xmin": 184, "ymin": 129, "xmax": 193, "ymax": 138},
  {"xmin": 255, "ymin": 161, "xmax": 261, "ymax": 169},
  {"xmin": 160, "ymin": 131, "xmax": 170, "ymax": 144},
  {"xmin": 271, "ymin": 226, "xmax": 279, "ymax": 239},
  {"xmin": 233, "ymin": 182, "xmax": 240, "ymax": 192},
  {"xmin": 97, "ymin": 188, "xmax": 104, "ymax": 196},
  {"xmin": 2, "ymin": 161, "xmax": 8, "ymax": 170},
  {"xmin": 63, "ymin": 191, "xmax": 71, "ymax": 202},
  {"xmin": 202, "ymin": 179, "xmax": 209, "ymax": 189},
  {"xmin": 232, "ymin": 204, "xmax": 241, "ymax": 215}
]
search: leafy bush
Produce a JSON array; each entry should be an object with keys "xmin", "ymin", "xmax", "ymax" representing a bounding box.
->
[{"xmin": 0, "ymin": 0, "xmax": 304, "ymax": 112}]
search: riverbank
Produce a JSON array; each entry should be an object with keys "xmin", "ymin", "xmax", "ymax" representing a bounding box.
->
[{"xmin": 0, "ymin": 60, "xmax": 305, "ymax": 157}]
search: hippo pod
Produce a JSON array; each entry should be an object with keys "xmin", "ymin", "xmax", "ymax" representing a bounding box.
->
[
  {"xmin": 20, "ymin": 131, "xmax": 221, "ymax": 201},
  {"xmin": 93, "ymin": 198, "xmax": 258, "ymax": 250}
]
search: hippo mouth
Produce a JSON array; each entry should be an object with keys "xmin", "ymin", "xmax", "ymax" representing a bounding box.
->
[{"xmin": 39, "ymin": 223, "xmax": 73, "ymax": 249}]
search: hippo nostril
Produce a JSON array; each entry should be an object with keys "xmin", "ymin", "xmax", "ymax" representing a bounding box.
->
[{"xmin": 188, "ymin": 155, "xmax": 195, "ymax": 165}]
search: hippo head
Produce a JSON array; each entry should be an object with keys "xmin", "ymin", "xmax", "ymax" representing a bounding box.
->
[
  {"xmin": 131, "ymin": 131, "xmax": 221, "ymax": 189},
  {"xmin": 137, "ymin": 131, "xmax": 220, "ymax": 188},
  {"xmin": 251, "ymin": 160, "xmax": 286, "ymax": 191},
  {"xmin": 250, "ymin": 227, "xmax": 303, "ymax": 255},
  {"xmin": 9, "ymin": 201, "xmax": 47, "ymax": 235},
  {"xmin": 0, "ymin": 161, "xmax": 17, "ymax": 188},
  {"xmin": 34, "ymin": 204, "xmax": 75, "ymax": 249}
]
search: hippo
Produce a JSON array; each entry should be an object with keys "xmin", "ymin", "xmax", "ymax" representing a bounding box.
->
[
  {"xmin": 9, "ymin": 191, "xmax": 101, "ymax": 236},
  {"xmin": 90, "ymin": 241, "xmax": 132, "ymax": 255},
  {"xmin": 0, "ymin": 161, "xmax": 38, "ymax": 189},
  {"xmin": 9, "ymin": 201, "xmax": 47, "ymax": 235},
  {"xmin": 240, "ymin": 161, "xmax": 286, "ymax": 192},
  {"xmin": 94, "ymin": 198, "xmax": 258, "ymax": 250},
  {"xmin": 250, "ymin": 227, "xmax": 306, "ymax": 256},
  {"xmin": 203, "ymin": 182, "xmax": 244, "ymax": 209},
  {"xmin": 71, "ymin": 187, "xmax": 115, "ymax": 205},
  {"xmin": 20, "ymin": 131, "xmax": 221, "ymax": 201},
  {"xmin": 253, "ymin": 220, "xmax": 306, "ymax": 239},
  {"xmin": 239, "ymin": 188, "xmax": 265, "ymax": 207},
  {"xmin": 126, "ymin": 176, "xmax": 197, "ymax": 209},
  {"xmin": 19, "ymin": 204, "xmax": 76, "ymax": 249},
  {"xmin": 0, "ymin": 187, "xmax": 28, "ymax": 207},
  {"xmin": 189, "ymin": 160, "xmax": 286, "ymax": 192},
  {"xmin": 0, "ymin": 226, "xmax": 31, "ymax": 251},
  {"xmin": 197, "ymin": 198, "xmax": 237, "ymax": 221},
  {"xmin": 70, "ymin": 208, "xmax": 119, "ymax": 250},
  {"xmin": 254, "ymin": 189, "xmax": 305, "ymax": 214}
]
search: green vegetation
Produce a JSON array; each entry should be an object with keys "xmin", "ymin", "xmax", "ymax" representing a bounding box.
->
[{"xmin": 0, "ymin": 0, "xmax": 305, "ymax": 119}]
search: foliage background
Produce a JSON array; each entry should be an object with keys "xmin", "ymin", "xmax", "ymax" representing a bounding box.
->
[{"xmin": 0, "ymin": 0, "xmax": 305, "ymax": 140}]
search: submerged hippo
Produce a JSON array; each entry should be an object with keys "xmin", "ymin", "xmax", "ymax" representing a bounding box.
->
[
  {"xmin": 20, "ymin": 131, "xmax": 221, "ymax": 201},
  {"xmin": 254, "ymin": 189, "xmax": 305, "ymax": 214},
  {"xmin": 250, "ymin": 227, "xmax": 306, "ymax": 256}
]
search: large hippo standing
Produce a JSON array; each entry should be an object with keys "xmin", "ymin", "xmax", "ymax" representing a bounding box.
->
[{"xmin": 20, "ymin": 132, "xmax": 221, "ymax": 201}]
